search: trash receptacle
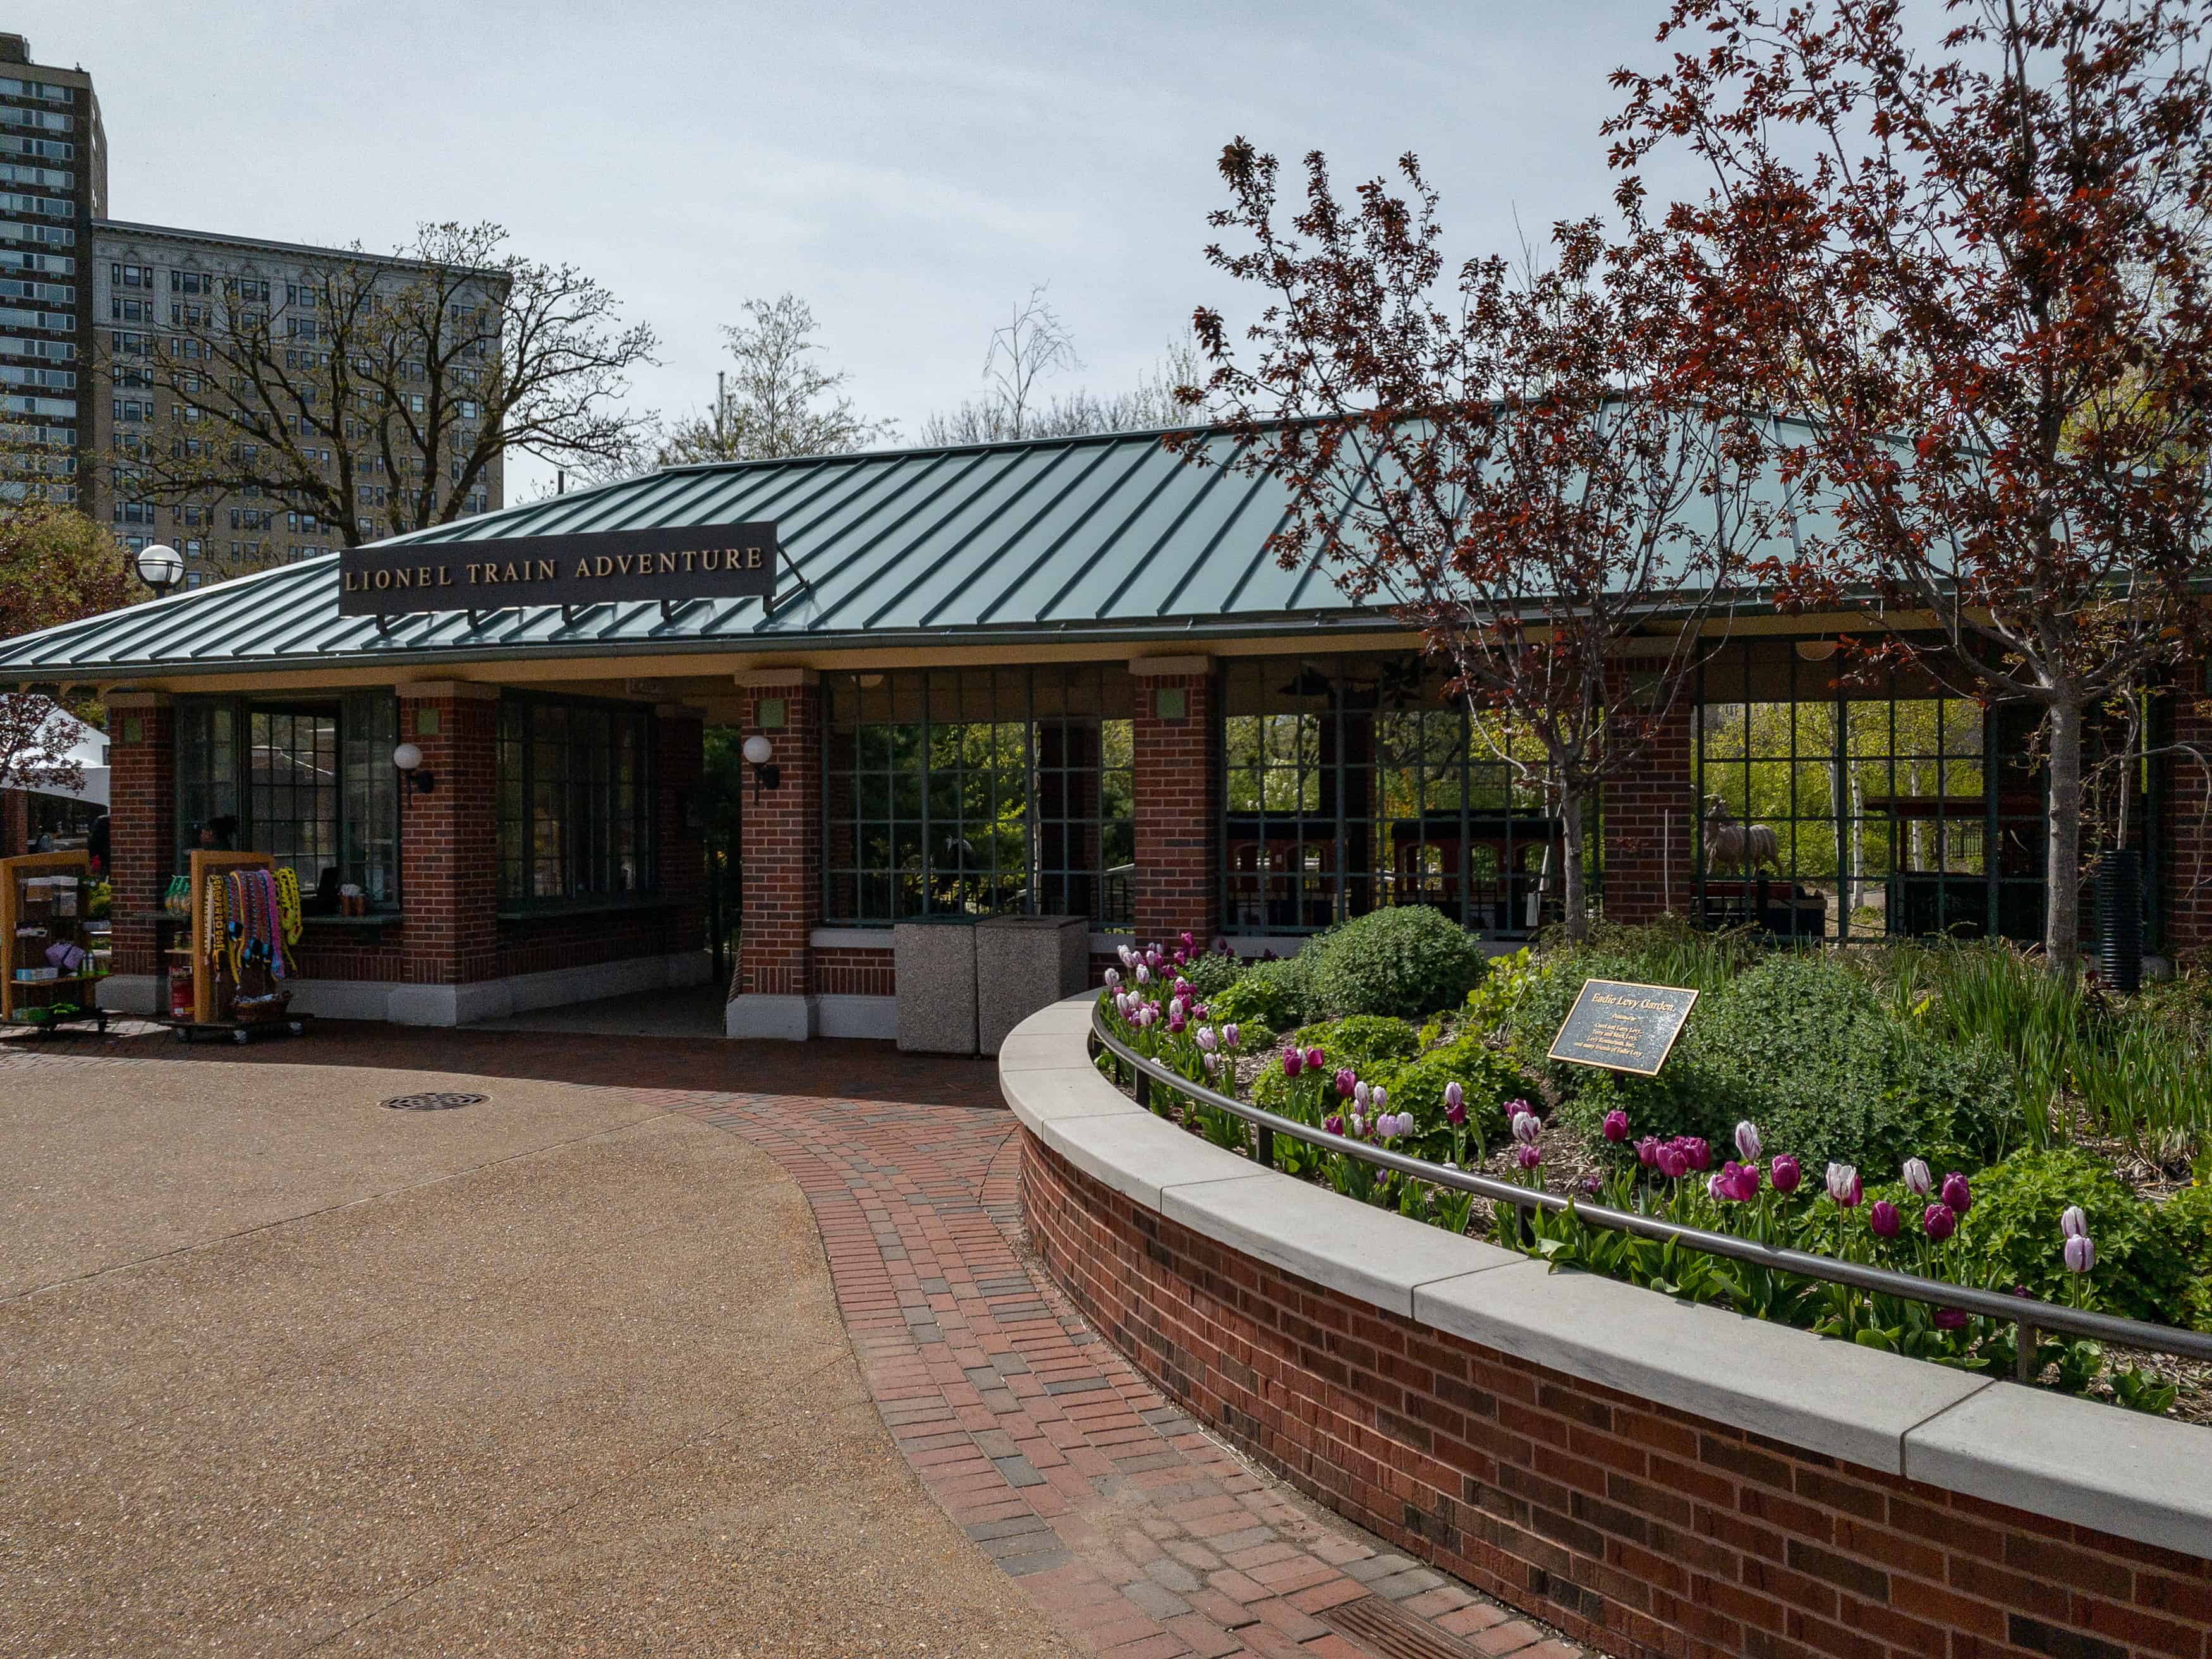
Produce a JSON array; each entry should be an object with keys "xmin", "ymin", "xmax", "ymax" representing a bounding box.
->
[
  {"xmin": 894, "ymin": 915, "xmax": 979, "ymax": 1054},
  {"xmin": 976, "ymin": 914, "xmax": 1088, "ymax": 1055}
]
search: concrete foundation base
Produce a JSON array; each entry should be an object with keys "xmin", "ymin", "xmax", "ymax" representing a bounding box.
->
[
  {"xmin": 99, "ymin": 953, "xmax": 714, "ymax": 1028},
  {"xmin": 817, "ymin": 994, "xmax": 897, "ymax": 1040},
  {"xmin": 726, "ymin": 993, "xmax": 818, "ymax": 1041}
]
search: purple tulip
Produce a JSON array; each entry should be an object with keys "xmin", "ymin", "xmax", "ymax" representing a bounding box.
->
[
  {"xmin": 1825, "ymin": 1163, "xmax": 1863, "ymax": 1208},
  {"xmin": 1940, "ymin": 1173, "xmax": 1972, "ymax": 1216},
  {"xmin": 1770, "ymin": 1155, "xmax": 1801, "ymax": 1195},
  {"xmin": 1224, "ymin": 1023, "xmax": 1241, "ymax": 1050},
  {"xmin": 1679, "ymin": 1137, "xmax": 1712, "ymax": 1172},
  {"xmin": 1734, "ymin": 1121, "xmax": 1762, "ymax": 1164},
  {"xmin": 1932, "ymin": 1308, "xmax": 1969, "ymax": 1331},
  {"xmin": 1134, "ymin": 963, "xmax": 1151, "ymax": 985},
  {"xmin": 1334, "ymin": 1067, "xmax": 1356, "ymax": 1098},
  {"xmin": 1181, "ymin": 931, "xmax": 1195, "ymax": 951},
  {"xmin": 1713, "ymin": 1162, "xmax": 1762, "ymax": 1203},
  {"xmin": 1444, "ymin": 1081, "xmax": 1466, "ymax": 1126},
  {"xmin": 1282, "ymin": 1048, "xmax": 1303, "ymax": 1079},
  {"xmin": 1349, "ymin": 1113, "xmax": 1367, "ymax": 1138},
  {"xmin": 1117, "ymin": 944, "xmax": 1136, "ymax": 969},
  {"xmin": 1511, "ymin": 1111, "xmax": 1541, "ymax": 1146},
  {"xmin": 1203, "ymin": 1053, "xmax": 1221, "ymax": 1076},
  {"xmin": 2060, "ymin": 1205, "xmax": 2088, "ymax": 1240},
  {"xmin": 1580, "ymin": 1174, "xmax": 1604, "ymax": 1198},
  {"xmin": 1354, "ymin": 1080, "xmax": 1371, "ymax": 1110},
  {"xmin": 1656, "ymin": 1144, "xmax": 1689, "ymax": 1181},
  {"xmin": 1923, "ymin": 1203, "xmax": 1957, "ymax": 1244},
  {"xmin": 1901, "ymin": 1158, "xmax": 1932, "ymax": 1197},
  {"xmin": 1306, "ymin": 1046, "xmax": 1325, "ymax": 1070},
  {"xmin": 1370, "ymin": 1084, "xmax": 1389, "ymax": 1112},
  {"xmin": 1603, "ymin": 1110, "xmax": 1631, "ymax": 1144},
  {"xmin": 1517, "ymin": 1143, "xmax": 1543, "ymax": 1170},
  {"xmin": 1635, "ymin": 1136, "xmax": 1660, "ymax": 1168},
  {"xmin": 1195, "ymin": 1026, "xmax": 1218, "ymax": 1052},
  {"xmin": 1869, "ymin": 1199, "xmax": 1901, "ymax": 1239},
  {"xmin": 1323, "ymin": 1113, "xmax": 1344, "ymax": 1136},
  {"xmin": 2065, "ymin": 1232, "xmax": 2096, "ymax": 1274},
  {"xmin": 1104, "ymin": 966, "xmax": 1122, "ymax": 990},
  {"xmin": 1173, "ymin": 950, "xmax": 1188, "ymax": 968}
]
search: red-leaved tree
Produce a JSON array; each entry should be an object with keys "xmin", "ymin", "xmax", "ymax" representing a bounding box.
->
[
  {"xmin": 0, "ymin": 503, "xmax": 140, "ymax": 803},
  {"xmin": 1608, "ymin": 0, "xmax": 2212, "ymax": 969},
  {"xmin": 1171, "ymin": 146, "xmax": 1775, "ymax": 940}
]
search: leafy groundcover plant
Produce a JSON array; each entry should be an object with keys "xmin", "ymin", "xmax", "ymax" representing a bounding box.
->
[{"xmin": 1098, "ymin": 938, "xmax": 2200, "ymax": 1417}]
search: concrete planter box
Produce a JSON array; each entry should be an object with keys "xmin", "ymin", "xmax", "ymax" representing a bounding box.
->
[
  {"xmin": 893, "ymin": 917, "xmax": 978, "ymax": 1054},
  {"xmin": 975, "ymin": 914, "xmax": 1088, "ymax": 1056}
]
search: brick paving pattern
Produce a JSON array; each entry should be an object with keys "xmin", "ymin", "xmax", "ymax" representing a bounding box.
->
[{"xmin": 0, "ymin": 1026, "xmax": 1589, "ymax": 1658}]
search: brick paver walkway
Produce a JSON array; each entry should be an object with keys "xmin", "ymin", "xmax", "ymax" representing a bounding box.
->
[
  {"xmin": 3, "ymin": 1026, "xmax": 1589, "ymax": 1658},
  {"xmin": 665, "ymin": 1083, "xmax": 1589, "ymax": 1659}
]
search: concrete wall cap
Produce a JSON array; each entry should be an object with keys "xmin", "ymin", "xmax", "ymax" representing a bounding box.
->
[
  {"xmin": 997, "ymin": 1000, "xmax": 2212, "ymax": 1552},
  {"xmin": 733, "ymin": 667, "xmax": 818, "ymax": 688},
  {"xmin": 396, "ymin": 679, "xmax": 499, "ymax": 701},
  {"xmin": 1129, "ymin": 653, "xmax": 1212, "ymax": 678}
]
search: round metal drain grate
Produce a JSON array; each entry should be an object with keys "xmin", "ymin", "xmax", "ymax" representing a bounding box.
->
[{"xmin": 380, "ymin": 1091, "xmax": 487, "ymax": 1112}]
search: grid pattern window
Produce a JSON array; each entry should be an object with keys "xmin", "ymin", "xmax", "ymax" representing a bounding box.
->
[
  {"xmin": 248, "ymin": 709, "xmax": 339, "ymax": 894},
  {"xmin": 1222, "ymin": 657, "xmax": 1572, "ymax": 937},
  {"xmin": 1691, "ymin": 641, "xmax": 2072, "ymax": 943},
  {"xmin": 822, "ymin": 665, "xmax": 1136, "ymax": 927},
  {"xmin": 172, "ymin": 695, "xmax": 400, "ymax": 909},
  {"xmin": 495, "ymin": 696, "xmax": 655, "ymax": 906}
]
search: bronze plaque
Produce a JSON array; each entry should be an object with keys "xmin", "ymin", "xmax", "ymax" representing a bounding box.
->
[{"xmin": 1547, "ymin": 978, "xmax": 1699, "ymax": 1076}]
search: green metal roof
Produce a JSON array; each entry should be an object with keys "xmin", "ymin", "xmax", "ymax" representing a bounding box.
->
[{"xmin": 0, "ymin": 422, "xmax": 1803, "ymax": 683}]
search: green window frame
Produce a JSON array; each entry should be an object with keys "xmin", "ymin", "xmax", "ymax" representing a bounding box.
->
[
  {"xmin": 495, "ymin": 693, "xmax": 657, "ymax": 909},
  {"xmin": 173, "ymin": 690, "xmax": 400, "ymax": 909}
]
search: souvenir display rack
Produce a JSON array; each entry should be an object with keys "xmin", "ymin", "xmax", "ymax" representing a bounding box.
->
[
  {"xmin": 0, "ymin": 849, "xmax": 109, "ymax": 1036},
  {"xmin": 155, "ymin": 849, "xmax": 312, "ymax": 1045}
]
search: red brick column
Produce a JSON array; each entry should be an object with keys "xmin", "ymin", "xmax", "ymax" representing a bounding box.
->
[
  {"xmin": 396, "ymin": 682, "xmax": 500, "ymax": 986},
  {"xmin": 1600, "ymin": 660, "xmax": 1696, "ymax": 925},
  {"xmin": 104, "ymin": 692, "xmax": 174, "ymax": 988},
  {"xmin": 729, "ymin": 668, "xmax": 819, "ymax": 1038},
  {"xmin": 2167, "ymin": 664, "xmax": 2212, "ymax": 958},
  {"xmin": 1131, "ymin": 656, "xmax": 1218, "ymax": 948},
  {"xmin": 0, "ymin": 786, "xmax": 25, "ymax": 858}
]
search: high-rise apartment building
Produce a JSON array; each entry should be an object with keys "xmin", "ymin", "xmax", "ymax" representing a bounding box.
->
[
  {"xmin": 0, "ymin": 32, "xmax": 502, "ymax": 586},
  {"xmin": 0, "ymin": 33, "xmax": 99, "ymax": 509}
]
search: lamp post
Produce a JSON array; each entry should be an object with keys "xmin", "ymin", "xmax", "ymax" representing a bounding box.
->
[{"xmin": 134, "ymin": 543, "xmax": 185, "ymax": 594}]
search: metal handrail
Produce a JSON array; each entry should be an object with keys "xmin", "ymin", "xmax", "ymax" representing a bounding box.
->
[{"xmin": 1087, "ymin": 1001, "xmax": 2212, "ymax": 1375}]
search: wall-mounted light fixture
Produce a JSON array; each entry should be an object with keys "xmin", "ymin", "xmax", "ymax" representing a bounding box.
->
[
  {"xmin": 1794, "ymin": 638, "xmax": 1840, "ymax": 662},
  {"xmin": 741, "ymin": 733, "xmax": 781, "ymax": 801},
  {"xmin": 392, "ymin": 741, "xmax": 437, "ymax": 795}
]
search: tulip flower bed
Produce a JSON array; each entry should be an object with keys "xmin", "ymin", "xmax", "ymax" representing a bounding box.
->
[{"xmin": 1099, "ymin": 932, "xmax": 2212, "ymax": 1422}]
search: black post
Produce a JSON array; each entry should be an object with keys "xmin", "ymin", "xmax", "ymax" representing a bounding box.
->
[{"xmin": 2094, "ymin": 851, "xmax": 2143, "ymax": 993}]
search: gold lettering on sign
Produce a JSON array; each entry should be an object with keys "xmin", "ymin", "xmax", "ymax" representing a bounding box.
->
[
  {"xmin": 394, "ymin": 568, "xmax": 412, "ymax": 589},
  {"xmin": 439, "ymin": 566, "xmax": 454, "ymax": 585},
  {"xmin": 595, "ymin": 556, "xmax": 614, "ymax": 578},
  {"xmin": 659, "ymin": 552, "xmax": 677, "ymax": 574},
  {"xmin": 745, "ymin": 545, "xmax": 763, "ymax": 568},
  {"xmin": 481, "ymin": 564, "xmax": 500, "ymax": 585}
]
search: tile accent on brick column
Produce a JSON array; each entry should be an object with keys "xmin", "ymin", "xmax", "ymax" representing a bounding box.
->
[
  {"xmin": 397, "ymin": 683, "xmax": 500, "ymax": 985},
  {"xmin": 734, "ymin": 671, "xmax": 820, "ymax": 1008},
  {"xmin": 1131, "ymin": 657, "xmax": 1218, "ymax": 947},
  {"xmin": 105, "ymin": 693, "xmax": 174, "ymax": 978},
  {"xmin": 1600, "ymin": 661, "xmax": 1695, "ymax": 925},
  {"xmin": 2168, "ymin": 664, "xmax": 2212, "ymax": 956}
]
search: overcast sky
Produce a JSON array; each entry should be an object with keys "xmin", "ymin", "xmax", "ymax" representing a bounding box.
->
[{"xmin": 35, "ymin": 1, "xmax": 1707, "ymax": 498}]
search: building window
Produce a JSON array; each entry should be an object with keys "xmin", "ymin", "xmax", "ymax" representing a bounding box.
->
[
  {"xmin": 174, "ymin": 693, "xmax": 400, "ymax": 908},
  {"xmin": 496, "ymin": 695, "xmax": 655, "ymax": 906},
  {"xmin": 1691, "ymin": 640, "xmax": 2074, "ymax": 944},
  {"xmin": 1221, "ymin": 657, "xmax": 1573, "ymax": 939},
  {"xmin": 822, "ymin": 665, "xmax": 1136, "ymax": 928}
]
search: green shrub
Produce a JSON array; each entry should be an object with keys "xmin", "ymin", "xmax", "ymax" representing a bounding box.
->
[
  {"xmin": 2148, "ymin": 1184, "xmax": 2212, "ymax": 1332},
  {"xmin": 1955, "ymin": 1148, "xmax": 2200, "ymax": 1327},
  {"xmin": 1385, "ymin": 1033, "xmax": 1534, "ymax": 1162},
  {"xmin": 1533, "ymin": 952, "xmax": 2019, "ymax": 1173},
  {"xmin": 1310, "ymin": 905, "xmax": 1490, "ymax": 1020},
  {"xmin": 1177, "ymin": 949, "xmax": 1246, "ymax": 1006},
  {"xmin": 1211, "ymin": 950, "xmax": 1323, "ymax": 1031},
  {"xmin": 1249, "ymin": 1015, "xmax": 1421, "ymax": 1115}
]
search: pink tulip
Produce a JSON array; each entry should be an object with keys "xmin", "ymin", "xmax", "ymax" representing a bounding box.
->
[
  {"xmin": 1656, "ymin": 1144, "xmax": 1689, "ymax": 1181},
  {"xmin": 1940, "ymin": 1172, "xmax": 1972, "ymax": 1216},
  {"xmin": 1517, "ymin": 1143, "xmax": 1542, "ymax": 1170},
  {"xmin": 1770, "ymin": 1155, "xmax": 1801, "ymax": 1194},
  {"xmin": 1444, "ymin": 1081, "xmax": 1466, "ymax": 1126},
  {"xmin": 1869, "ymin": 1200, "xmax": 1901, "ymax": 1239},
  {"xmin": 1635, "ymin": 1136, "xmax": 1660, "ymax": 1168},
  {"xmin": 1306, "ymin": 1046, "xmax": 1325, "ymax": 1069},
  {"xmin": 1282, "ymin": 1048, "xmax": 1303, "ymax": 1079},
  {"xmin": 1180, "ymin": 932, "xmax": 1195, "ymax": 950},
  {"xmin": 1923, "ymin": 1203, "xmax": 1957, "ymax": 1243},
  {"xmin": 1336, "ymin": 1067, "xmax": 1357, "ymax": 1098},
  {"xmin": 1603, "ymin": 1110, "xmax": 1631, "ymax": 1143}
]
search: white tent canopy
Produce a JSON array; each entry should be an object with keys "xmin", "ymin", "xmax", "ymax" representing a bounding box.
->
[{"xmin": 6, "ymin": 707, "xmax": 108, "ymax": 807}]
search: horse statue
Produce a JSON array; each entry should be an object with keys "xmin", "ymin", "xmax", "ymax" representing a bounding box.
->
[{"xmin": 1703, "ymin": 795, "xmax": 1780, "ymax": 877}]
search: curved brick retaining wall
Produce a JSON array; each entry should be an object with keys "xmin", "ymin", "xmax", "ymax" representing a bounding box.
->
[{"xmin": 1000, "ymin": 999, "xmax": 2212, "ymax": 1659}]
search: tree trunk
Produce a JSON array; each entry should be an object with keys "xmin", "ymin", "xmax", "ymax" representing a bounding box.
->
[
  {"xmin": 2045, "ymin": 697, "xmax": 2084, "ymax": 979},
  {"xmin": 1559, "ymin": 777, "xmax": 1589, "ymax": 943}
]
